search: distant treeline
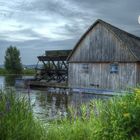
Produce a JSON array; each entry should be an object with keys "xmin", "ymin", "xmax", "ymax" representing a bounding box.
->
[
  {"xmin": 0, "ymin": 68, "xmax": 7, "ymax": 75},
  {"xmin": 0, "ymin": 68, "xmax": 35, "ymax": 75}
]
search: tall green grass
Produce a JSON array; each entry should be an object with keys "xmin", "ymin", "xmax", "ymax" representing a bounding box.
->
[
  {"xmin": 46, "ymin": 89, "xmax": 140, "ymax": 140},
  {"xmin": 1, "ymin": 88, "xmax": 140, "ymax": 140},
  {"xmin": 0, "ymin": 89, "xmax": 47, "ymax": 140}
]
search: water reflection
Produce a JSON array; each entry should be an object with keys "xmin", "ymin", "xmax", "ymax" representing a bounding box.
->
[
  {"xmin": 0, "ymin": 76, "xmax": 4, "ymax": 88},
  {"xmin": 34, "ymin": 92, "xmax": 70, "ymax": 121},
  {"xmin": 5, "ymin": 75, "xmax": 22, "ymax": 86},
  {"xmin": 0, "ymin": 76, "xmax": 109, "ymax": 121},
  {"xmin": 32, "ymin": 91, "xmax": 108, "ymax": 122}
]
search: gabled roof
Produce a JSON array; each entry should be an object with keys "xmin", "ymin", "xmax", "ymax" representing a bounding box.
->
[{"xmin": 67, "ymin": 19, "xmax": 140, "ymax": 61}]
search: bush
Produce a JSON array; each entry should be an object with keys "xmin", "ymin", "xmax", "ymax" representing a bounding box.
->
[{"xmin": 0, "ymin": 68, "xmax": 7, "ymax": 75}]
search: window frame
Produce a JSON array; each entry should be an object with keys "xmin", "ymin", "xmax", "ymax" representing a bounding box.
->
[
  {"xmin": 110, "ymin": 63, "xmax": 119, "ymax": 74},
  {"xmin": 81, "ymin": 64, "xmax": 89, "ymax": 73}
]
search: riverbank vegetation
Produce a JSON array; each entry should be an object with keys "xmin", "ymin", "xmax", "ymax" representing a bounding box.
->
[
  {"xmin": 22, "ymin": 68, "xmax": 36, "ymax": 75},
  {"xmin": 0, "ymin": 89, "xmax": 47, "ymax": 140},
  {"xmin": 0, "ymin": 68, "xmax": 7, "ymax": 75},
  {"xmin": 1, "ymin": 88, "xmax": 140, "ymax": 140},
  {"xmin": 2, "ymin": 46, "xmax": 35, "ymax": 76},
  {"xmin": 46, "ymin": 88, "xmax": 140, "ymax": 140},
  {"xmin": 4, "ymin": 46, "xmax": 23, "ymax": 74},
  {"xmin": 0, "ymin": 68, "xmax": 35, "ymax": 76}
]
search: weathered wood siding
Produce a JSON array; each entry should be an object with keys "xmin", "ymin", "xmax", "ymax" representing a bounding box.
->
[
  {"xmin": 69, "ymin": 23, "xmax": 136, "ymax": 62},
  {"xmin": 69, "ymin": 63, "xmax": 137, "ymax": 90}
]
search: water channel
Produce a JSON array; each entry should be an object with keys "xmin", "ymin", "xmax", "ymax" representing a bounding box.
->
[{"xmin": 0, "ymin": 75, "xmax": 108, "ymax": 122}]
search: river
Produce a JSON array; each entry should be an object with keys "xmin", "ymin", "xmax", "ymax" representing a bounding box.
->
[{"xmin": 0, "ymin": 75, "xmax": 108, "ymax": 122}]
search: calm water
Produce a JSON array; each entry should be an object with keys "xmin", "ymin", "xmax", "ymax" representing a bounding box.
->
[{"xmin": 0, "ymin": 76, "xmax": 108, "ymax": 122}]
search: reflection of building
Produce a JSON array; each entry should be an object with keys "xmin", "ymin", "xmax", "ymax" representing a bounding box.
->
[
  {"xmin": 34, "ymin": 92, "xmax": 71, "ymax": 120},
  {"xmin": 68, "ymin": 19, "xmax": 140, "ymax": 91},
  {"xmin": 34, "ymin": 91, "xmax": 105, "ymax": 120}
]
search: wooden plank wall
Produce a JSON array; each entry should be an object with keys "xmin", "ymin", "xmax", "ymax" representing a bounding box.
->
[
  {"xmin": 69, "ymin": 23, "xmax": 136, "ymax": 62},
  {"xmin": 68, "ymin": 63, "xmax": 137, "ymax": 90}
]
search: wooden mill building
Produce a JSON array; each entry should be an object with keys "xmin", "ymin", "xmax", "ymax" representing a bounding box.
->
[{"xmin": 67, "ymin": 19, "xmax": 140, "ymax": 91}]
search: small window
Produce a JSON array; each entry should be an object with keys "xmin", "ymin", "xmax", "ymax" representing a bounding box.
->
[
  {"xmin": 82, "ymin": 64, "xmax": 89, "ymax": 73},
  {"xmin": 110, "ymin": 63, "xmax": 119, "ymax": 74},
  {"xmin": 82, "ymin": 64, "xmax": 88, "ymax": 69}
]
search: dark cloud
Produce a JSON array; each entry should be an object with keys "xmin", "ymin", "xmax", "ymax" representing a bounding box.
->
[
  {"xmin": 0, "ymin": 0, "xmax": 140, "ymax": 64},
  {"xmin": 0, "ymin": 28, "xmax": 45, "ymax": 42},
  {"xmin": 0, "ymin": 37, "xmax": 76, "ymax": 65}
]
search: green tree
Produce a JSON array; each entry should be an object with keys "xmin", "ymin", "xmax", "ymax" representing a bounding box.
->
[{"xmin": 4, "ymin": 46, "xmax": 23, "ymax": 74}]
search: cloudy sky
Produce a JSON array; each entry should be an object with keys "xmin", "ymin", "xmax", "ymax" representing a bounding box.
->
[{"xmin": 0, "ymin": 0, "xmax": 140, "ymax": 65}]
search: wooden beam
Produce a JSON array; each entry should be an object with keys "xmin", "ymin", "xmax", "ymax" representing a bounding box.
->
[{"xmin": 38, "ymin": 56, "xmax": 68, "ymax": 61}]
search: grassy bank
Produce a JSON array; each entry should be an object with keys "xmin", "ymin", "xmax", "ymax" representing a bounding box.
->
[
  {"xmin": 0, "ymin": 68, "xmax": 7, "ymax": 75},
  {"xmin": 0, "ymin": 68, "xmax": 35, "ymax": 75},
  {"xmin": 1, "ymin": 88, "xmax": 140, "ymax": 140},
  {"xmin": 0, "ymin": 89, "xmax": 47, "ymax": 140},
  {"xmin": 22, "ymin": 68, "xmax": 35, "ymax": 75}
]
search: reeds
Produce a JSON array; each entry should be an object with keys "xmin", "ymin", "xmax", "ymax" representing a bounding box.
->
[
  {"xmin": 46, "ymin": 89, "xmax": 140, "ymax": 140},
  {"xmin": 1, "ymin": 88, "xmax": 140, "ymax": 140},
  {"xmin": 0, "ymin": 88, "xmax": 47, "ymax": 140}
]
